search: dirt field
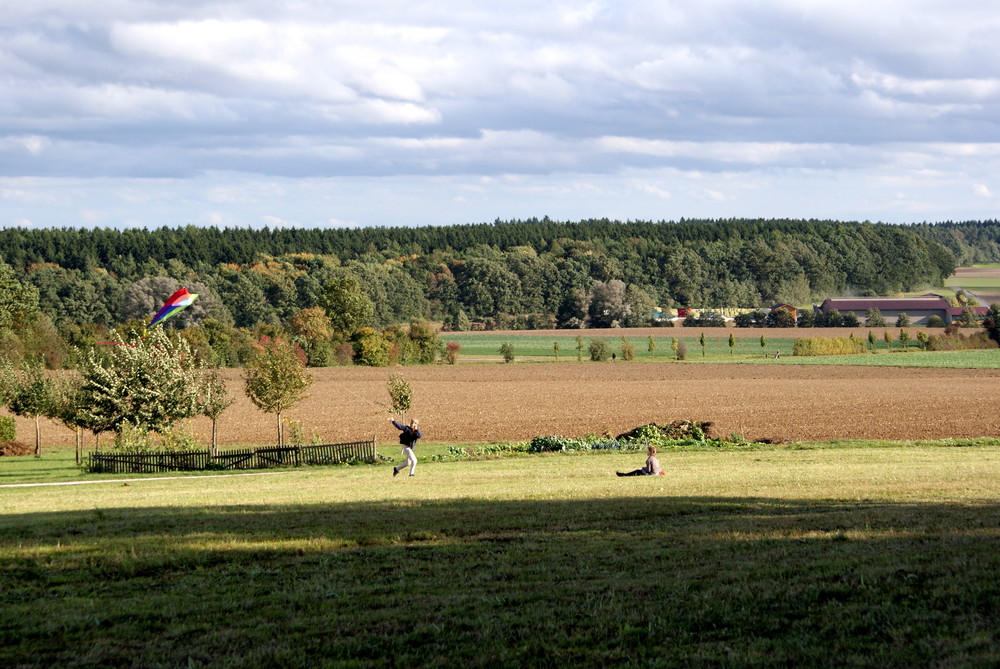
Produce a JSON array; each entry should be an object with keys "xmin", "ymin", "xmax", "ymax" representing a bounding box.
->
[{"xmin": 12, "ymin": 362, "xmax": 1000, "ymax": 450}]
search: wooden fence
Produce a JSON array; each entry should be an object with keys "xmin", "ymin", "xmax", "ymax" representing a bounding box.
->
[{"xmin": 87, "ymin": 439, "xmax": 377, "ymax": 474}]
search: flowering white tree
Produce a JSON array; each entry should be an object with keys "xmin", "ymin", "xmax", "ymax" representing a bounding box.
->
[{"xmin": 76, "ymin": 328, "xmax": 204, "ymax": 441}]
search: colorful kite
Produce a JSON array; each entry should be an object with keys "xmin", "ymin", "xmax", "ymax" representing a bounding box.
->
[{"xmin": 148, "ymin": 287, "xmax": 199, "ymax": 328}]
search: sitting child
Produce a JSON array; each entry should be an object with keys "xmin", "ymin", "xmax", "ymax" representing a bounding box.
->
[{"xmin": 616, "ymin": 445, "xmax": 662, "ymax": 477}]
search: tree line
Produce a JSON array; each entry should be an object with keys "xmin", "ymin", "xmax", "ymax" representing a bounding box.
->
[
  {"xmin": 0, "ymin": 327, "xmax": 318, "ymax": 458},
  {"xmin": 2, "ymin": 218, "xmax": 998, "ymax": 368}
]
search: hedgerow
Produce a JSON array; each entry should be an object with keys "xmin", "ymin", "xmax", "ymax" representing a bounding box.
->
[{"xmin": 793, "ymin": 337, "xmax": 867, "ymax": 356}]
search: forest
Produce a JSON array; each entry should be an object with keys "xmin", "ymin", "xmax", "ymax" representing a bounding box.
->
[{"xmin": 1, "ymin": 218, "xmax": 998, "ymax": 368}]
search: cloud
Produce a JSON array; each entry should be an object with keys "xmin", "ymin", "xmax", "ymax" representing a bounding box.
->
[
  {"xmin": 973, "ymin": 184, "xmax": 992, "ymax": 198},
  {"xmin": 2, "ymin": 2, "xmax": 1000, "ymax": 227}
]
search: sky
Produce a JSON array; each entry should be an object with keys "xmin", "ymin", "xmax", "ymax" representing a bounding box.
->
[{"xmin": 1, "ymin": 1, "xmax": 999, "ymax": 230}]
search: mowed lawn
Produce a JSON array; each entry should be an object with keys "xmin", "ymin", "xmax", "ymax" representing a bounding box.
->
[{"xmin": 2, "ymin": 444, "xmax": 999, "ymax": 668}]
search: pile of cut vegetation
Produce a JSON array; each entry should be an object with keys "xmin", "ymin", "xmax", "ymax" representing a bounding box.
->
[
  {"xmin": 0, "ymin": 441, "xmax": 33, "ymax": 457},
  {"xmin": 615, "ymin": 420, "xmax": 716, "ymax": 441}
]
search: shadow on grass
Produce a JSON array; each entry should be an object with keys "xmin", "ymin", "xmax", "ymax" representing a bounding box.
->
[{"xmin": 2, "ymin": 496, "xmax": 999, "ymax": 668}]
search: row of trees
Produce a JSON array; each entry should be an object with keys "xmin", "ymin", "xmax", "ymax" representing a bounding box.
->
[
  {"xmin": 726, "ymin": 305, "xmax": 984, "ymax": 329},
  {"xmin": 4, "ymin": 218, "xmax": 991, "ymax": 278},
  {"xmin": 0, "ymin": 328, "xmax": 316, "ymax": 458},
  {"xmin": 1, "ymin": 255, "xmax": 447, "ymax": 369},
  {"xmin": 3, "ymin": 219, "xmax": 983, "ymax": 344}
]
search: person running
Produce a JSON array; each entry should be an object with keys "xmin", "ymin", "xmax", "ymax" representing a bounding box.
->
[
  {"xmin": 390, "ymin": 417, "xmax": 422, "ymax": 477},
  {"xmin": 616, "ymin": 445, "xmax": 662, "ymax": 477}
]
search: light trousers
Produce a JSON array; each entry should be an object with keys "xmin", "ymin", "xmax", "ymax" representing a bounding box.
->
[{"xmin": 395, "ymin": 446, "xmax": 417, "ymax": 475}]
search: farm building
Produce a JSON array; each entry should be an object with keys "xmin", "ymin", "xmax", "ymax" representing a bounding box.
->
[{"xmin": 817, "ymin": 297, "xmax": 987, "ymax": 325}]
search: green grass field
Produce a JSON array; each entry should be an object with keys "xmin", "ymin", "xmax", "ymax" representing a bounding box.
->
[
  {"xmin": 3, "ymin": 443, "xmax": 1000, "ymax": 667},
  {"xmin": 948, "ymin": 276, "xmax": 1000, "ymax": 290},
  {"xmin": 442, "ymin": 333, "xmax": 800, "ymax": 361},
  {"xmin": 738, "ymin": 349, "xmax": 1000, "ymax": 368},
  {"xmin": 442, "ymin": 333, "xmax": 1000, "ymax": 367}
]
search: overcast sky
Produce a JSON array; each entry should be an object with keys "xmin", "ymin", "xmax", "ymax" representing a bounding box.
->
[{"xmin": 2, "ymin": 1, "xmax": 998, "ymax": 230}]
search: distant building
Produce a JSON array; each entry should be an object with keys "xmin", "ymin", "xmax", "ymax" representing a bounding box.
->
[{"xmin": 817, "ymin": 297, "xmax": 987, "ymax": 325}]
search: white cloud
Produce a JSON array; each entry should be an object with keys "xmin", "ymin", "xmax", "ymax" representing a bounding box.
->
[
  {"xmin": 633, "ymin": 183, "xmax": 671, "ymax": 199},
  {"xmin": 2, "ymin": 2, "xmax": 1000, "ymax": 227},
  {"xmin": 2, "ymin": 135, "xmax": 53, "ymax": 155}
]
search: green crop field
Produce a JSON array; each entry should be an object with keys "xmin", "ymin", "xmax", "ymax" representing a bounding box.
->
[
  {"xmin": 949, "ymin": 276, "xmax": 1000, "ymax": 290},
  {"xmin": 441, "ymin": 333, "xmax": 1000, "ymax": 368},
  {"xmin": 738, "ymin": 349, "xmax": 1000, "ymax": 368},
  {"xmin": 3, "ymin": 442, "xmax": 1000, "ymax": 667},
  {"xmin": 442, "ymin": 333, "xmax": 798, "ymax": 361}
]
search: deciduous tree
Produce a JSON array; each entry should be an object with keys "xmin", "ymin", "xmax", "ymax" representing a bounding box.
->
[
  {"xmin": 200, "ymin": 370, "xmax": 234, "ymax": 456},
  {"xmin": 76, "ymin": 328, "xmax": 205, "ymax": 442},
  {"xmin": 984, "ymin": 304, "xmax": 1000, "ymax": 344},
  {"xmin": 865, "ymin": 308, "xmax": 886, "ymax": 327},
  {"xmin": 243, "ymin": 337, "xmax": 312, "ymax": 447},
  {"xmin": 319, "ymin": 273, "xmax": 375, "ymax": 335},
  {"xmin": 7, "ymin": 361, "xmax": 55, "ymax": 457},
  {"xmin": 387, "ymin": 373, "xmax": 413, "ymax": 421},
  {"xmin": 0, "ymin": 260, "xmax": 40, "ymax": 331}
]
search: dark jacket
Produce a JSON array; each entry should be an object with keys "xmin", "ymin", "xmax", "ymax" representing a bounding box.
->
[{"xmin": 392, "ymin": 420, "xmax": 422, "ymax": 448}]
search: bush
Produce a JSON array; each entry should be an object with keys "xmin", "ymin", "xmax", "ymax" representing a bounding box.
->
[
  {"xmin": 793, "ymin": 337, "xmax": 866, "ymax": 356},
  {"xmin": 896, "ymin": 313, "xmax": 911, "ymax": 328},
  {"xmin": 684, "ymin": 313, "xmax": 727, "ymax": 327},
  {"xmin": 589, "ymin": 339, "xmax": 611, "ymax": 361},
  {"xmin": 926, "ymin": 331, "xmax": 999, "ymax": 351},
  {"xmin": 620, "ymin": 338, "xmax": 635, "ymax": 361},
  {"xmin": 675, "ymin": 340, "xmax": 687, "ymax": 360},
  {"xmin": 334, "ymin": 342, "xmax": 355, "ymax": 366},
  {"xmin": 112, "ymin": 425, "xmax": 201, "ymax": 454},
  {"xmin": 865, "ymin": 308, "xmax": 886, "ymax": 327},
  {"xmin": 445, "ymin": 341, "xmax": 461, "ymax": 364},
  {"xmin": 765, "ymin": 309, "xmax": 797, "ymax": 328},
  {"xmin": 351, "ymin": 328, "xmax": 391, "ymax": 366},
  {"xmin": 306, "ymin": 339, "xmax": 335, "ymax": 367},
  {"xmin": 927, "ymin": 315, "xmax": 945, "ymax": 328},
  {"xmin": 526, "ymin": 434, "xmax": 642, "ymax": 453},
  {"xmin": 986, "ymin": 304, "xmax": 1000, "ymax": 344},
  {"xmin": 499, "ymin": 342, "xmax": 515, "ymax": 363},
  {"xmin": 821, "ymin": 309, "xmax": 843, "ymax": 327},
  {"xmin": 0, "ymin": 415, "xmax": 14, "ymax": 442}
]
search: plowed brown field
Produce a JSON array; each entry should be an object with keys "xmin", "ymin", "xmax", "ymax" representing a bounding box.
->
[{"xmin": 16, "ymin": 363, "xmax": 1000, "ymax": 449}]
